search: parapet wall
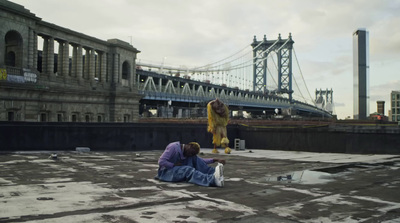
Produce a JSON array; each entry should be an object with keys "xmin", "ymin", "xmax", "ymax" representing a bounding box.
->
[
  {"xmin": 0, "ymin": 122, "xmax": 399, "ymax": 154},
  {"xmin": 0, "ymin": 122, "xmax": 237, "ymax": 152},
  {"xmin": 240, "ymin": 124, "xmax": 400, "ymax": 154}
]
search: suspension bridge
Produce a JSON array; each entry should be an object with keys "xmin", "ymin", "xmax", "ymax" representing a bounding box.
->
[{"xmin": 136, "ymin": 34, "xmax": 333, "ymax": 119}]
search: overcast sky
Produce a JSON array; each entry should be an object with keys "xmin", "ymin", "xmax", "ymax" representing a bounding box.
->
[{"xmin": 10, "ymin": 0, "xmax": 400, "ymax": 119}]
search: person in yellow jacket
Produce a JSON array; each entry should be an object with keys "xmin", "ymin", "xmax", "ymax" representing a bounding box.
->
[{"xmin": 207, "ymin": 99, "xmax": 231, "ymax": 154}]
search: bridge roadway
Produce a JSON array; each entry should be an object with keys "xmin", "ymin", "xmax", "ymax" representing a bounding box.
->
[{"xmin": 136, "ymin": 70, "xmax": 332, "ymax": 118}]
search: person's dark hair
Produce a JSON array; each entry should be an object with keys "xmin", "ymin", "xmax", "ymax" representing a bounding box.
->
[{"xmin": 188, "ymin": 142, "xmax": 200, "ymax": 154}]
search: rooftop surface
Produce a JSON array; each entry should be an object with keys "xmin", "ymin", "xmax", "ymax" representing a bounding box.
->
[{"xmin": 1, "ymin": 148, "xmax": 400, "ymax": 223}]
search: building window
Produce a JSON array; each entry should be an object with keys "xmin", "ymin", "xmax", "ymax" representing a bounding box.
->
[
  {"xmin": 397, "ymin": 94, "xmax": 400, "ymax": 100},
  {"xmin": 57, "ymin": 114, "xmax": 62, "ymax": 122},
  {"xmin": 72, "ymin": 114, "xmax": 77, "ymax": 122},
  {"xmin": 6, "ymin": 51, "xmax": 16, "ymax": 67},
  {"xmin": 397, "ymin": 101, "xmax": 400, "ymax": 107},
  {"xmin": 123, "ymin": 115, "xmax": 130, "ymax": 122},
  {"xmin": 97, "ymin": 115, "xmax": 102, "ymax": 122},
  {"xmin": 122, "ymin": 61, "xmax": 130, "ymax": 80},
  {"xmin": 85, "ymin": 115, "xmax": 90, "ymax": 122},
  {"xmin": 40, "ymin": 113, "xmax": 47, "ymax": 122},
  {"xmin": 5, "ymin": 31, "xmax": 23, "ymax": 67},
  {"xmin": 8, "ymin": 111, "xmax": 14, "ymax": 121}
]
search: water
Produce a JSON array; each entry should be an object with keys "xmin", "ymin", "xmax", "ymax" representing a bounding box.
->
[{"xmin": 267, "ymin": 170, "xmax": 334, "ymax": 184}]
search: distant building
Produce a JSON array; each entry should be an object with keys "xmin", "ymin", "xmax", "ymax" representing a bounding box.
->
[
  {"xmin": 369, "ymin": 101, "xmax": 387, "ymax": 121},
  {"xmin": 377, "ymin": 101, "xmax": 385, "ymax": 115},
  {"xmin": 353, "ymin": 29, "xmax": 369, "ymax": 120},
  {"xmin": 391, "ymin": 91, "xmax": 400, "ymax": 121}
]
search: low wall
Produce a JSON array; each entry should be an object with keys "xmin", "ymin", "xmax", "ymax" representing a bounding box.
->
[
  {"xmin": 239, "ymin": 124, "xmax": 400, "ymax": 154},
  {"xmin": 0, "ymin": 122, "xmax": 399, "ymax": 154},
  {"xmin": 0, "ymin": 122, "xmax": 238, "ymax": 151}
]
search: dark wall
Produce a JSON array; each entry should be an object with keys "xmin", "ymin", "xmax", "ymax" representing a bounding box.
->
[
  {"xmin": 1, "ymin": 122, "xmax": 399, "ymax": 154},
  {"xmin": 0, "ymin": 122, "xmax": 238, "ymax": 151},
  {"xmin": 239, "ymin": 125, "xmax": 400, "ymax": 154}
]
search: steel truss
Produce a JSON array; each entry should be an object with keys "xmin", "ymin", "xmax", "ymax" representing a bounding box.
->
[{"xmin": 251, "ymin": 33, "xmax": 294, "ymax": 101}]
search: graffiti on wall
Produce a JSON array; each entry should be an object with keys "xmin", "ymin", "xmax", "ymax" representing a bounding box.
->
[
  {"xmin": 0, "ymin": 68, "xmax": 37, "ymax": 83},
  {"xmin": 23, "ymin": 69, "xmax": 37, "ymax": 83},
  {"xmin": 0, "ymin": 68, "xmax": 7, "ymax": 80}
]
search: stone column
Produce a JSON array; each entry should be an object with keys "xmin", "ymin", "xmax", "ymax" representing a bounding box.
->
[
  {"xmin": 95, "ymin": 50, "xmax": 101, "ymax": 81},
  {"xmin": 57, "ymin": 41, "xmax": 64, "ymax": 76},
  {"xmin": 89, "ymin": 49, "xmax": 95, "ymax": 82},
  {"xmin": 81, "ymin": 48, "xmax": 86, "ymax": 79},
  {"xmin": 47, "ymin": 37, "xmax": 54, "ymax": 76},
  {"xmin": 33, "ymin": 31, "xmax": 38, "ymax": 70},
  {"xmin": 71, "ymin": 45, "xmax": 77, "ymax": 77},
  {"xmin": 62, "ymin": 41, "xmax": 69, "ymax": 77},
  {"xmin": 83, "ymin": 48, "xmax": 89, "ymax": 79},
  {"xmin": 113, "ymin": 53, "xmax": 119, "ymax": 84},
  {"xmin": 96, "ymin": 50, "xmax": 104, "ymax": 82},
  {"xmin": 132, "ymin": 57, "xmax": 137, "ymax": 87},
  {"xmin": 42, "ymin": 36, "xmax": 48, "ymax": 74},
  {"xmin": 28, "ymin": 28, "xmax": 35, "ymax": 69},
  {"xmin": 76, "ymin": 45, "xmax": 83, "ymax": 81},
  {"xmin": 106, "ymin": 53, "xmax": 111, "ymax": 83},
  {"xmin": 100, "ymin": 52, "xmax": 106, "ymax": 83},
  {"xmin": 129, "ymin": 59, "xmax": 134, "ymax": 88}
]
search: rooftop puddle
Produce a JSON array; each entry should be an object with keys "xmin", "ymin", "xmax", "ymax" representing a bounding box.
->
[
  {"xmin": 267, "ymin": 164, "xmax": 377, "ymax": 184},
  {"xmin": 267, "ymin": 170, "xmax": 334, "ymax": 184}
]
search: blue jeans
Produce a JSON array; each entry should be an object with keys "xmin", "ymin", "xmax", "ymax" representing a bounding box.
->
[{"xmin": 157, "ymin": 156, "xmax": 216, "ymax": 187}]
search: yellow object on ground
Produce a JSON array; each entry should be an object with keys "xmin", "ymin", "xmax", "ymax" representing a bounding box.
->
[{"xmin": 212, "ymin": 148, "xmax": 219, "ymax": 154}]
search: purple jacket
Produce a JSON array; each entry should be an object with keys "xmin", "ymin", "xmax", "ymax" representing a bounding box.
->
[{"xmin": 158, "ymin": 141, "xmax": 214, "ymax": 169}]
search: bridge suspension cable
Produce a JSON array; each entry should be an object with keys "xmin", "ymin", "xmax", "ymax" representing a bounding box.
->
[
  {"xmin": 192, "ymin": 39, "xmax": 267, "ymax": 71},
  {"xmin": 192, "ymin": 44, "xmax": 251, "ymax": 71},
  {"xmin": 187, "ymin": 38, "xmax": 283, "ymax": 74},
  {"xmin": 292, "ymin": 47, "xmax": 315, "ymax": 106},
  {"xmin": 219, "ymin": 39, "xmax": 281, "ymax": 71}
]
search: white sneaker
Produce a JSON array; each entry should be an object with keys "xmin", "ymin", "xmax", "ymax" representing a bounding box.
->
[{"xmin": 214, "ymin": 163, "xmax": 224, "ymax": 187}]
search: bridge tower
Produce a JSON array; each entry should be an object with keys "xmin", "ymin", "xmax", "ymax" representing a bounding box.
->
[
  {"xmin": 315, "ymin": 88, "xmax": 334, "ymax": 114},
  {"xmin": 251, "ymin": 33, "xmax": 294, "ymax": 101}
]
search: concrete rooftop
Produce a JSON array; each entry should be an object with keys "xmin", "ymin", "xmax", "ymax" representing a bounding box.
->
[{"xmin": 1, "ymin": 148, "xmax": 400, "ymax": 223}]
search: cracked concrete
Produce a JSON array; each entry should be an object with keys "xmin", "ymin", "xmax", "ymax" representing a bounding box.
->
[{"xmin": 1, "ymin": 149, "xmax": 400, "ymax": 222}]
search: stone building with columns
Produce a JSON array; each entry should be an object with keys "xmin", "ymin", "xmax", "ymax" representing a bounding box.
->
[{"xmin": 0, "ymin": 1, "xmax": 141, "ymax": 122}]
